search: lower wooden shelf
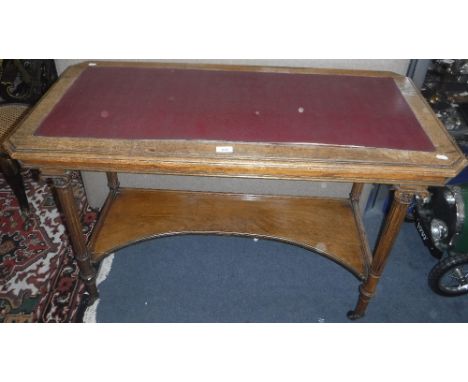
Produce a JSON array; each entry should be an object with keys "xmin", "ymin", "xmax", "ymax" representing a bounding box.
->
[{"xmin": 89, "ymin": 188, "xmax": 370, "ymax": 279}]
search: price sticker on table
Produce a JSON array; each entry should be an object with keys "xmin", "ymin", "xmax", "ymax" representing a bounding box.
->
[{"xmin": 216, "ymin": 146, "xmax": 234, "ymax": 153}]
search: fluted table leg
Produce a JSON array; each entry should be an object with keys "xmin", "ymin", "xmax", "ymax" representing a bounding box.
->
[
  {"xmin": 347, "ymin": 186, "xmax": 427, "ymax": 320},
  {"xmin": 48, "ymin": 171, "xmax": 99, "ymax": 303}
]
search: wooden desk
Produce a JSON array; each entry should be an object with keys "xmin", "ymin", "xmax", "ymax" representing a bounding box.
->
[{"xmin": 4, "ymin": 61, "xmax": 466, "ymax": 319}]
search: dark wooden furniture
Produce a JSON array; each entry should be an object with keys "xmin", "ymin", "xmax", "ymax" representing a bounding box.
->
[
  {"xmin": 4, "ymin": 61, "xmax": 467, "ymax": 319},
  {"xmin": 0, "ymin": 59, "xmax": 58, "ymax": 104},
  {"xmin": 0, "ymin": 103, "xmax": 30, "ymax": 215}
]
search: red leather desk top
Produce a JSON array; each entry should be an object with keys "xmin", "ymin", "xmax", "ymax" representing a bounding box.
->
[{"xmin": 35, "ymin": 66, "xmax": 435, "ymax": 151}]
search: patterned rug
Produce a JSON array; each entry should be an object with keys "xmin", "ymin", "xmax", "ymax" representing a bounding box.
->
[{"xmin": 0, "ymin": 171, "xmax": 97, "ymax": 322}]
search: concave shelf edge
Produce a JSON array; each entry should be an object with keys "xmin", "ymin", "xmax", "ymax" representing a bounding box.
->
[{"xmin": 88, "ymin": 188, "xmax": 370, "ymax": 280}]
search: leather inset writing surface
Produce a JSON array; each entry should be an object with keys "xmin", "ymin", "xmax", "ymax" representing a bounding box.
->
[{"xmin": 35, "ymin": 66, "xmax": 435, "ymax": 151}]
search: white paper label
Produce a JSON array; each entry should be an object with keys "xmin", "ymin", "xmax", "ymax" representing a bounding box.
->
[{"xmin": 216, "ymin": 146, "xmax": 234, "ymax": 153}]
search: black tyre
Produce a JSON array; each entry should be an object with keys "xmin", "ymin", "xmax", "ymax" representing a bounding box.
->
[{"xmin": 428, "ymin": 253, "xmax": 468, "ymax": 296}]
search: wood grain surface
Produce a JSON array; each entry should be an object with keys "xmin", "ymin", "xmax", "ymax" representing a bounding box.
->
[
  {"xmin": 10, "ymin": 62, "xmax": 454, "ymax": 319},
  {"xmin": 4, "ymin": 61, "xmax": 466, "ymax": 186},
  {"xmin": 89, "ymin": 188, "xmax": 368, "ymax": 279}
]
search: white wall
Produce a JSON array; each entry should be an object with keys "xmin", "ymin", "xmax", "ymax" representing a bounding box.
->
[{"xmin": 54, "ymin": 59, "xmax": 410, "ymax": 210}]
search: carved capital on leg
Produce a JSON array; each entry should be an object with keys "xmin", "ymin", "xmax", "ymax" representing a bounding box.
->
[
  {"xmin": 50, "ymin": 175, "xmax": 72, "ymax": 189},
  {"xmin": 40, "ymin": 168, "xmax": 72, "ymax": 188},
  {"xmin": 394, "ymin": 185, "xmax": 429, "ymax": 205}
]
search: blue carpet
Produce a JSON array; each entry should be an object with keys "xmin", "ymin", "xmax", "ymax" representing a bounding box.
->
[{"xmin": 95, "ymin": 209, "xmax": 468, "ymax": 322}]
